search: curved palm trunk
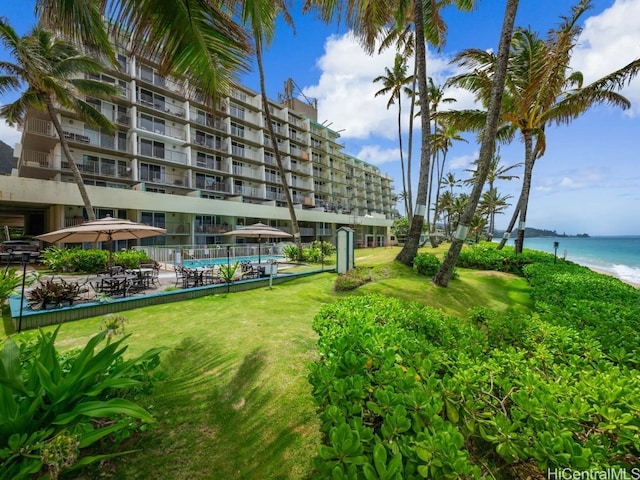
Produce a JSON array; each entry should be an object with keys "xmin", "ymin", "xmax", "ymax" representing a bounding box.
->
[
  {"xmin": 256, "ymin": 45, "xmax": 302, "ymax": 257},
  {"xmin": 514, "ymin": 131, "xmax": 535, "ymax": 254},
  {"xmin": 46, "ymin": 100, "xmax": 96, "ymax": 221},
  {"xmin": 433, "ymin": 0, "xmax": 520, "ymax": 286},
  {"xmin": 496, "ymin": 194, "xmax": 521, "ymax": 249},
  {"xmin": 396, "ymin": 97, "xmax": 410, "ymax": 218},
  {"xmin": 395, "ymin": 0, "xmax": 431, "ymax": 266},
  {"xmin": 426, "ymin": 145, "xmax": 438, "ymax": 247},
  {"xmin": 429, "ymin": 150, "xmax": 447, "ymax": 246},
  {"xmin": 406, "ymin": 64, "xmax": 418, "ymax": 222}
]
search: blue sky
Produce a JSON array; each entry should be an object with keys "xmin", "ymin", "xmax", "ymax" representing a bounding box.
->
[{"xmin": 1, "ymin": 0, "xmax": 639, "ymax": 235}]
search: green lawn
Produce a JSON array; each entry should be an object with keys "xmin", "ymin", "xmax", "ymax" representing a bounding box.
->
[{"xmin": 1, "ymin": 246, "xmax": 532, "ymax": 479}]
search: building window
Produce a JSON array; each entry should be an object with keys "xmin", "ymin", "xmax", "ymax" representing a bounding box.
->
[
  {"xmin": 140, "ymin": 138, "xmax": 165, "ymax": 159},
  {"xmin": 140, "ymin": 163, "xmax": 165, "ymax": 183},
  {"xmin": 229, "ymin": 103, "xmax": 245, "ymax": 120},
  {"xmin": 230, "ymin": 121, "xmax": 244, "ymax": 138}
]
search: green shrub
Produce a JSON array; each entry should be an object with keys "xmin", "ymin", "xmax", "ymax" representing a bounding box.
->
[
  {"xmin": 334, "ymin": 267, "xmax": 374, "ymax": 291},
  {"xmin": 311, "ymin": 240, "xmax": 336, "ymax": 257},
  {"xmin": 0, "ymin": 326, "xmax": 164, "ymax": 479},
  {"xmin": 113, "ymin": 249, "xmax": 153, "ymax": 270},
  {"xmin": 41, "ymin": 247, "xmax": 109, "ymax": 273},
  {"xmin": 282, "ymin": 245, "xmax": 299, "ymax": 261},
  {"xmin": 309, "ymin": 293, "xmax": 640, "ymax": 478},
  {"xmin": 413, "ymin": 252, "xmax": 441, "ymax": 277}
]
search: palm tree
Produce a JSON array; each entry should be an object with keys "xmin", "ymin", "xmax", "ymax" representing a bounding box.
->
[
  {"xmin": 464, "ymin": 148, "xmax": 520, "ymax": 237},
  {"xmin": 428, "ymin": 119, "xmax": 465, "ymax": 245},
  {"xmin": 433, "ymin": 0, "xmax": 520, "ymax": 286},
  {"xmin": 0, "ymin": 21, "xmax": 118, "ymax": 221},
  {"xmin": 373, "ymin": 54, "xmax": 414, "ymax": 218},
  {"xmin": 238, "ymin": 0, "xmax": 303, "ymax": 258},
  {"xmin": 479, "ymin": 187, "xmax": 512, "ymax": 239},
  {"xmin": 444, "ymin": 0, "xmax": 640, "ymax": 254},
  {"xmin": 36, "ymin": 1, "xmax": 251, "ymax": 100}
]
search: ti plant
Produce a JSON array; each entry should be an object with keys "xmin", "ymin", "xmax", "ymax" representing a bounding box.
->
[{"xmin": 0, "ymin": 326, "xmax": 164, "ymax": 479}]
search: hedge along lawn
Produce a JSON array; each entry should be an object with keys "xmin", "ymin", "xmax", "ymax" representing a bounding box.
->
[{"xmin": 0, "ymin": 245, "xmax": 533, "ymax": 479}]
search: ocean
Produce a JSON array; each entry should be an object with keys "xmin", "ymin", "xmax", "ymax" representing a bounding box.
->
[{"xmin": 493, "ymin": 236, "xmax": 640, "ymax": 285}]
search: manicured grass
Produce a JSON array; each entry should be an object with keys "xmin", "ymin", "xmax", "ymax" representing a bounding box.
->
[{"xmin": 1, "ymin": 245, "xmax": 531, "ymax": 479}]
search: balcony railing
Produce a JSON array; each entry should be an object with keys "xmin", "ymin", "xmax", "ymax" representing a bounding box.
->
[
  {"xmin": 137, "ymin": 118, "xmax": 186, "ymax": 141},
  {"xmin": 61, "ymin": 127, "xmax": 130, "ymax": 153},
  {"xmin": 195, "ymin": 180, "xmax": 229, "ymax": 193},
  {"xmin": 234, "ymin": 185, "xmax": 261, "ymax": 197},
  {"xmin": 20, "ymin": 149, "xmax": 52, "ymax": 168},
  {"xmin": 137, "ymin": 144, "xmax": 188, "ymax": 165},
  {"xmin": 195, "ymin": 158, "xmax": 225, "ymax": 171},
  {"xmin": 191, "ymin": 135, "xmax": 226, "ymax": 152},
  {"xmin": 61, "ymin": 161, "xmax": 132, "ymax": 179},
  {"xmin": 136, "ymin": 94, "xmax": 186, "ymax": 118},
  {"xmin": 23, "ymin": 118, "xmax": 56, "ymax": 138}
]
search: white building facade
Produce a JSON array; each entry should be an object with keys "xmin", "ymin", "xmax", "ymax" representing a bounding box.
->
[{"xmin": 6, "ymin": 33, "xmax": 397, "ymax": 250}]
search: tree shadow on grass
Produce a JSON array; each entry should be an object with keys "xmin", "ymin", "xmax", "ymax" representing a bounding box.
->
[{"xmin": 115, "ymin": 336, "xmax": 310, "ymax": 479}]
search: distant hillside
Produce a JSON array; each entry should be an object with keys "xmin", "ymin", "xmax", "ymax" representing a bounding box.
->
[
  {"xmin": 0, "ymin": 140, "xmax": 16, "ymax": 175},
  {"xmin": 495, "ymin": 227, "xmax": 589, "ymax": 238}
]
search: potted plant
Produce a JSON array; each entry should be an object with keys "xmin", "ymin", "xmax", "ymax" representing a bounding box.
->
[{"xmin": 27, "ymin": 278, "xmax": 81, "ymax": 310}]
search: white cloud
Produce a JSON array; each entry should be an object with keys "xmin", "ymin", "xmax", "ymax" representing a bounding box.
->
[
  {"xmin": 303, "ymin": 32, "xmax": 461, "ymax": 142},
  {"xmin": 355, "ymin": 144, "xmax": 401, "ymax": 166},
  {"xmin": 449, "ymin": 151, "xmax": 478, "ymax": 171},
  {"xmin": 572, "ymin": 0, "xmax": 640, "ymax": 115},
  {"xmin": 0, "ymin": 119, "xmax": 21, "ymax": 148}
]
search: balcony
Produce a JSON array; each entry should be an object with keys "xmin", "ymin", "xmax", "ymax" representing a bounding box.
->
[
  {"xmin": 61, "ymin": 161, "xmax": 132, "ymax": 180},
  {"xmin": 61, "ymin": 126, "xmax": 130, "ymax": 153},
  {"xmin": 195, "ymin": 180, "xmax": 229, "ymax": 193},
  {"xmin": 234, "ymin": 185, "xmax": 262, "ymax": 197},
  {"xmin": 137, "ymin": 118, "xmax": 186, "ymax": 141},
  {"xmin": 136, "ymin": 94, "xmax": 186, "ymax": 118},
  {"xmin": 137, "ymin": 144, "xmax": 188, "ymax": 165},
  {"xmin": 19, "ymin": 149, "xmax": 53, "ymax": 169},
  {"xmin": 191, "ymin": 135, "xmax": 227, "ymax": 153}
]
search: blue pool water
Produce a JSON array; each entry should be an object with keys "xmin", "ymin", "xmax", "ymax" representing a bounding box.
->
[{"xmin": 182, "ymin": 255, "xmax": 283, "ymax": 268}]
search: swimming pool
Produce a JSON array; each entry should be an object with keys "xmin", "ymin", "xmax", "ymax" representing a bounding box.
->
[{"xmin": 182, "ymin": 255, "xmax": 284, "ymax": 268}]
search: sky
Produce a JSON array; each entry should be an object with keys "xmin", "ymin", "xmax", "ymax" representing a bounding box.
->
[{"xmin": 1, "ymin": 0, "xmax": 639, "ymax": 236}]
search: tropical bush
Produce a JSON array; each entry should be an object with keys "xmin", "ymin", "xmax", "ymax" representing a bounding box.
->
[
  {"xmin": 311, "ymin": 240, "xmax": 337, "ymax": 257},
  {"xmin": 413, "ymin": 253, "xmax": 441, "ymax": 277},
  {"xmin": 26, "ymin": 277, "xmax": 84, "ymax": 309},
  {"xmin": 334, "ymin": 267, "xmax": 375, "ymax": 291},
  {"xmin": 283, "ymin": 242, "xmax": 335, "ymax": 263},
  {"xmin": 40, "ymin": 247, "xmax": 154, "ymax": 273},
  {"xmin": 0, "ymin": 326, "xmax": 164, "ymax": 479},
  {"xmin": 41, "ymin": 247, "xmax": 109, "ymax": 273},
  {"xmin": 309, "ymin": 283, "xmax": 640, "ymax": 477},
  {"xmin": 113, "ymin": 249, "xmax": 153, "ymax": 270},
  {"xmin": 0, "ymin": 266, "xmax": 38, "ymax": 306},
  {"xmin": 457, "ymin": 242, "xmax": 554, "ymax": 274},
  {"xmin": 283, "ymin": 245, "xmax": 300, "ymax": 261}
]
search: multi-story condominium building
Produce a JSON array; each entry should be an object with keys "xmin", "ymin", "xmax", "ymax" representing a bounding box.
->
[{"xmin": 2, "ymin": 32, "xmax": 396, "ymax": 251}]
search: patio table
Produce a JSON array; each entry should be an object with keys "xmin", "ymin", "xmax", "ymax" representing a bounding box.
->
[{"xmin": 89, "ymin": 274, "xmax": 137, "ymax": 297}]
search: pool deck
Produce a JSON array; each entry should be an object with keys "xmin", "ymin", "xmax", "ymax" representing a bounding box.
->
[{"xmin": 9, "ymin": 262, "xmax": 331, "ymax": 332}]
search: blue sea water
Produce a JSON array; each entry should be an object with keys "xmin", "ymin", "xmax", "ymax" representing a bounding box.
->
[{"xmin": 495, "ymin": 236, "xmax": 640, "ymax": 285}]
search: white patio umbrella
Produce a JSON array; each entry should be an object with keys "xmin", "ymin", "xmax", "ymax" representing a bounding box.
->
[
  {"xmin": 36, "ymin": 215, "xmax": 166, "ymax": 266},
  {"xmin": 223, "ymin": 222, "xmax": 292, "ymax": 263}
]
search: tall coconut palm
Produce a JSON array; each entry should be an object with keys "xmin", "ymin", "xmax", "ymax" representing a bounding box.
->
[
  {"xmin": 36, "ymin": 0, "xmax": 251, "ymax": 100},
  {"xmin": 238, "ymin": 0, "xmax": 303, "ymax": 258},
  {"xmin": 428, "ymin": 119, "xmax": 465, "ymax": 245},
  {"xmin": 479, "ymin": 187, "xmax": 512, "ymax": 239},
  {"xmin": 433, "ymin": 0, "xmax": 520, "ymax": 286},
  {"xmin": 464, "ymin": 148, "xmax": 520, "ymax": 237},
  {"xmin": 444, "ymin": 0, "xmax": 640, "ymax": 254},
  {"xmin": 373, "ymin": 53, "xmax": 414, "ymax": 218},
  {"xmin": 0, "ymin": 21, "xmax": 118, "ymax": 221}
]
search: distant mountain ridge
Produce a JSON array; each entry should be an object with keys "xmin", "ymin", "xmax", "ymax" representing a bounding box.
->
[
  {"xmin": 495, "ymin": 227, "xmax": 589, "ymax": 238},
  {"xmin": 0, "ymin": 140, "xmax": 17, "ymax": 175}
]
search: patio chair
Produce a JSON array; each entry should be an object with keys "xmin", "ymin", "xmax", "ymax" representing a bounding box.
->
[{"xmin": 174, "ymin": 265, "xmax": 185, "ymax": 286}]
